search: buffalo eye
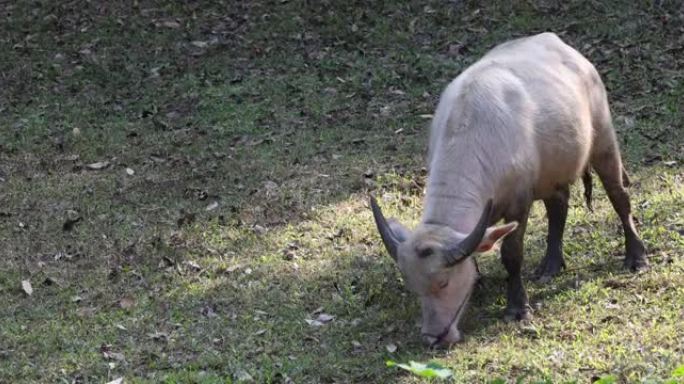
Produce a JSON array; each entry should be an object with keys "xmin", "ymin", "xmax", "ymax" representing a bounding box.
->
[
  {"xmin": 417, "ymin": 247, "xmax": 434, "ymax": 258},
  {"xmin": 439, "ymin": 280, "xmax": 449, "ymax": 289}
]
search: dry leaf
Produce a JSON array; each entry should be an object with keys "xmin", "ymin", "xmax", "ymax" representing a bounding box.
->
[
  {"xmin": 103, "ymin": 350, "xmax": 125, "ymax": 361},
  {"xmin": 86, "ymin": 161, "xmax": 110, "ymax": 170},
  {"xmin": 147, "ymin": 331, "xmax": 169, "ymax": 340},
  {"xmin": 185, "ymin": 260, "xmax": 201, "ymax": 271},
  {"xmin": 386, "ymin": 343, "xmax": 398, "ymax": 353},
  {"xmin": 264, "ymin": 180, "xmax": 278, "ymax": 190},
  {"xmin": 205, "ymin": 201, "xmax": 219, "ymax": 211},
  {"xmin": 161, "ymin": 20, "xmax": 180, "ymax": 29},
  {"xmin": 201, "ymin": 306, "xmax": 217, "ymax": 318},
  {"xmin": 305, "ymin": 313, "xmax": 334, "ymax": 327},
  {"xmin": 191, "ymin": 41, "xmax": 208, "ymax": 48},
  {"xmin": 234, "ymin": 369, "xmax": 254, "ymax": 383},
  {"xmin": 77, "ymin": 307, "xmax": 96, "ymax": 317},
  {"xmin": 252, "ymin": 225, "xmax": 267, "ymax": 235},
  {"xmin": 125, "ymin": 167, "xmax": 135, "ymax": 175},
  {"xmin": 21, "ymin": 280, "xmax": 33, "ymax": 296},
  {"xmin": 106, "ymin": 378, "xmax": 123, "ymax": 384},
  {"xmin": 119, "ymin": 297, "xmax": 136, "ymax": 310}
]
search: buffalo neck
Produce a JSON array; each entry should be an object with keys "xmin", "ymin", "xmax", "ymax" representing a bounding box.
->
[{"xmin": 421, "ymin": 146, "xmax": 495, "ymax": 234}]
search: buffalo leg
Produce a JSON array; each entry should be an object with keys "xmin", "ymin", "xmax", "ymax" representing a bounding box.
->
[
  {"xmin": 534, "ymin": 185, "xmax": 569, "ymax": 282},
  {"xmin": 592, "ymin": 151, "xmax": 648, "ymax": 270},
  {"xmin": 501, "ymin": 202, "xmax": 533, "ymax": 321}
]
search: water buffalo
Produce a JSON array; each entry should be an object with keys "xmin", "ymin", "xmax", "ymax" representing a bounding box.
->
[{"xmin": 370, "ymin": 32, "xmax": 647, "ymax": 348}]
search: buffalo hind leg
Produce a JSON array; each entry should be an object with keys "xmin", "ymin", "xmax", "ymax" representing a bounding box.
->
[
  {"xmin": 501, "ymin": 202, "xmax": 533, "ymax": 321},
  {"xmin": 534, "ymin": 185, "xmax": 569, "ymax": 283},
  {"xmin": 592, "ymin": 151, "xmax": 648, "ymax": 270}
]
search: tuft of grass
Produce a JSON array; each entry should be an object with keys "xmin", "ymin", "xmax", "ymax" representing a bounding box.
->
[{"xmin": 1, "ymin": 1, "xmax": 683, "ymax": 383}]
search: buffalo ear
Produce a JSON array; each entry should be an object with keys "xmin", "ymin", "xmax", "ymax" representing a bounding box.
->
[
  {"xmin": 475, "ymin": 222, "xmax": 518, "ymax": 253},
  {"xmin": 387, "ymin": 219, "xmax": 410, "ymax": 243}
]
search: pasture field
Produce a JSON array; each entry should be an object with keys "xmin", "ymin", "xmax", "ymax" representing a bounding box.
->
[{"xmin": 1, "ymin": 1, "xmax": 683, "ymax": 383}]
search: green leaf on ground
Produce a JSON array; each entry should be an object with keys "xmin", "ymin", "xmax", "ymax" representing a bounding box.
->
[
  {"xmin": 672, "ymin": 364, "xmax": 684, "ymax": 378},
  {"xmin": 386, "ymin": 360, "xmax": 453, "ymax": 379}
]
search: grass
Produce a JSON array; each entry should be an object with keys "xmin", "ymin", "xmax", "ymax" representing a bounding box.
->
[{"xmin": 1, "ymin": 0, "xmax": 683, "ymax": 383}]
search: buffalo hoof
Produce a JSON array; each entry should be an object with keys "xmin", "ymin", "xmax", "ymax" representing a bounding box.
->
[
  {"xmin": 624, "ymin": 255, "xmax": 649, "ymax": 272},
  {"xmin": 503, "ymin": 305, "xmax": 533, "ymax": 322},
  {"xmin": 533, "ymin": 255, "xmax": 565, "ymax": 283},
  {"xmin": 625, "ymin": 242, "xmax": 648, "ymax": 272}
]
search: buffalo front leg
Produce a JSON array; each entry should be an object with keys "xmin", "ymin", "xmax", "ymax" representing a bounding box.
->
[
  {"xmin": 534, "ymin": 186, "xmax": 569, "ymax": 283},
  {"xmin": 501, "ymin": 203, "xmax": 533, "ymax": 321},
  {"xmin": 592, "ymin": 151, "xmax": 648, "ymax": 271}
]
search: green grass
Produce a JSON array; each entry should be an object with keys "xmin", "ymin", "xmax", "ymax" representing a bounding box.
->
[{"xmin": 1, "ymin": 0, "xmax": 683, "ymax": 383}]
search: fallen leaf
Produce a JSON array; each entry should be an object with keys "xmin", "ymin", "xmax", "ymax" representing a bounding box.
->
[
  {"xmin": 161, "ymin": 20, "xmax": 181, "ymax": 29},
  {"xmin": 147, "ymin": 331, "xmax": 169, "ymax": 340},
  {"xmin": 77, "ymin": 307, "xmax": 96, "ymax": 317},
  {"xmin": 201, "ymin": 306, "xmax": 217, "ymax": 317},
  {"xmin": 254, "ymin": 329, "xmax": 267, "ymax": 336},
  {"xmin": 103, "ymin": 350, "xmax": 125, "ymax": 361},
  {"xmin": 119, "ymin": 297, "xmax": 136, "ymax": 310},
  {"xmin": 86, "ymin": 161, "xmax": 110, "ymax": 170},
  {"xmin": 386, "ymin": 360, "xmax": 453, "ymax": 379},
  {"xmin": 305, "ymin": 313, "xmax": 334, "ymax": 326},
  {"xmin": 185, "ymin": 260, "xmax": 201, "ymax": 271},
  {"xmin": 386, "ymin": 343, "xmax": 398, "ymax": 353},
  {"xmin": 21, "ymin": 280, "xmax": 32, "ymax": 296},
  {"xmin": 264, "ymin": 180, "xmax": 278, "ymax": 190},
  {"xmin": 205, "ymin": 201, "xmax": 219, "ymax": 211},
  {"xmin": 234, "ymin": 369, "xmax": 254, "ymax": 383},
  {"xmin": 191, "ymin": 40, "xmax": 208, "ymax": 48},
  {"xmin": 105, "ymin": 378, "xmax": 123, "ymax": 384},
  {"xmin": 252, "ymin": 225, "xmax": 267, "ymax": 235},
  {"xmin": 672, "ymin": 364, "xmax": 684, "ymax": 378},
  {"xmin": 125, "ymin": 167, "xmax": 135, "ymax": 175}
]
